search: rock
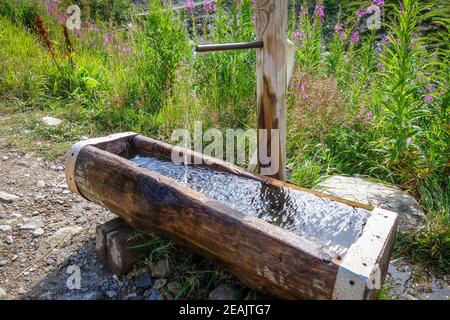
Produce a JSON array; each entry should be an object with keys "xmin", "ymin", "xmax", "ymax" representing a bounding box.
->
[
  {"xmin": 167, "ymin": 281, "xmax": 181, "ymax": 295},
  {"xmin": 33, "ymin": 228, "xmax": 45, "ymax": 237},
  {"xmin": 52, "ymin": 188, "xmax": 63, "ymax": 194},
  {"xmin": 0, "ymin": 287, "xmax": 7, "ymax": 300},
  {"xmin": 109, "ymin": 283, "xmax": 119, "ymax": 291},
  {"xmin": 209, "ymin": 284, "xmax": 240, "ymax": 300},
  {"xmin": 38, "ymin": 292, "xmax": 53, "ymax": 300},
  {"xmin": 0, "ymin": 191, "xmax": 20, "ymax": 203},
  {"xmin": 50, "ymin": 164, "xmax": 64, "ymax": 171},
  {"xmin": 36, "ymin": 180, "xmax": 46, "ymax": 188},
  {"xmin": 105, "ymin": 290, "xmax": 117, "ymax": 298},
  {"xmin": 151, "ymin": 259, "xmax": 173, "ymax": 278},
  {"xmin": 20, "ymin": 216, "xmax": 44, "ymax": 230},
  {"xmin": 17, "ymin": 287, "xmax": 26, "ymax": 295},
  {"xmin": 46, "ymin": 226, "xmax": 82, "ymax": 246},
  {"xmin": 5, "ymin": 235, "xmax": 14, "ymax": 245},
  {"xmin": 147, "ymin": 289, "xmax": 163, "ymax": 301},
  {"xmin": 0, "ymin": 260, "xmax": 7, "ymax": 267},
  {"xmin": 2, "ymin": 156, "xmax": 8, "ymax": 161},
  {"xmin": 154, "ymin": 278, "xmax": 167, "ymax": 290},
  {"xmin": 316, "ymin": 176, "xmax": 426, "ymax": 231},
  {"xmin": 42, "ymin": 116, "xmax": 62, "ymax": 127},
  {"xmin": 0, "ymin": 225, "xmax": 12, "ymax": 234},
  {"xmin": 164, "ymin": 292, "xmax": 174, "ymax": 300},
  {"xmin": 134, "ymin": 271, "xmax": 153, "ymax": 289},
  {"xmin": 400, "ymin": 293, "xmax": 418, "ymax": 300}
]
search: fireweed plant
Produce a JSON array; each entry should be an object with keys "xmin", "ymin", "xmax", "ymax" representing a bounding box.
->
[{"xmin": 0, "ymin": 0, "xmax": 449, "ymax": 277}]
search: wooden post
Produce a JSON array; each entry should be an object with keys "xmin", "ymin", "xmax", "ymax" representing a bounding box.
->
[{"xmin": 256, "ymin": 0, "xmax": 288, "ymax": 181}]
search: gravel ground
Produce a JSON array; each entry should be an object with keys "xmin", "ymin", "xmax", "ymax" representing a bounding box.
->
[{"xmin": 0, "ymin": 147, "xmax": 126, "ymax": 300}]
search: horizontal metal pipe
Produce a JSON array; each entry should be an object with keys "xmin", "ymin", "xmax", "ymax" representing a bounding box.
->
[{"xmin": 195, "ymin": 41, "xmax": 264, "ymax": 53}]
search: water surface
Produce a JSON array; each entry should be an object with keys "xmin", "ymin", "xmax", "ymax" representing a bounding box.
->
[{"xmin": 131, "ymin": 155, "xmax": 371, "ymax": 255}]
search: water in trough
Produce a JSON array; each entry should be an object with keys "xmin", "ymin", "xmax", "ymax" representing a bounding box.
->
[{"xmin": 130, "ymin": 155, "xmax": 371, "ymax": 255}]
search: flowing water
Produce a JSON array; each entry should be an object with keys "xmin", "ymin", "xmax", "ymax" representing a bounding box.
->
[
  {"xmin": 130, "ymin": 155, "xmax": 372, "ymax": 255},
  {"xmin": 182, "ymin": 50, "xmax": 198, "ymax": 183}
]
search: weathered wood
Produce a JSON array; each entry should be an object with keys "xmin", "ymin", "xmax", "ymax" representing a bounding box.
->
[
  {"xmin": 255, "ymin": 0, "xmax": 288, "ymax": 181},
  {"xmin": 66, "ymin": 133, "xmax": 398, "ymax": 300},
  {"xmin": 75, "ymin": 146, "xmax": 340, "ymax": 299},
  {"xmin": 96, "ymin": 218, "xmax": 153, "ymax": 277}
]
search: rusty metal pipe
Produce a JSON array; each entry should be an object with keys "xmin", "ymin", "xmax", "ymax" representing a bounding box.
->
[{"xmin": 195, "ymin": 41, "xmax": 264, "ymax": 53}]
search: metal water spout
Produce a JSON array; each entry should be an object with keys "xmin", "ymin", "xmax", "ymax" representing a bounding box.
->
[{"xmin": 194, "ymin": 41, "xmax": 264, "ymax": 53}]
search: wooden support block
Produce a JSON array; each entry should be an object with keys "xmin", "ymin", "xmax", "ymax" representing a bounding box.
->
[{"xmin": 96, "ymin": 218, "xmax": 152, "ymax": 277}]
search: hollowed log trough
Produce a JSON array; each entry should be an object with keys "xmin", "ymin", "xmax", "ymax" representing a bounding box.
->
[{"xmin": 66, "ymin": 132, "xmax": 398, "ymax": 300}]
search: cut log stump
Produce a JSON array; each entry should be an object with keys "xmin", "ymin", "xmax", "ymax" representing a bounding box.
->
[{"xmin": 96, "ymin": 217, "xmax": 152, "ymax": 277}]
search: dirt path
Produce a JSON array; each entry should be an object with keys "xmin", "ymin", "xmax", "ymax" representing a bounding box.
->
[{"xmin": 0, "ymin": 144, "xmax": 448, "ymax": 300}]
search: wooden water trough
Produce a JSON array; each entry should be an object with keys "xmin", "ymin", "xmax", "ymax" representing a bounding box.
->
[{"xmin": 66, "ymin": 132, "xmax": 398, "ymax": 300}]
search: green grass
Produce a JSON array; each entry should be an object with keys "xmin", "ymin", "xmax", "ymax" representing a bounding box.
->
[{"xmin": 129, "ymin": 231, "xmax": 245, "ymax": 300}]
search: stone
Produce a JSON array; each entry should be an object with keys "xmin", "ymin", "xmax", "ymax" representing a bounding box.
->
[
  {"xmin": 151, "ymin": 259, "xmax": 173, "ymax": 278},
  {"xmin": 5, "ymin": 235, "xmax": 14, "ymax": 244},
  {"xmin": 50, "ymin": 164, "xmax": 64, "ymax": 171},
  {"xmin": 17, "ymin": 287, "xmax": 26, "ymax": 295},
  {"xmin": 0, "ymin": 260, "xmax": 7, "ymax": 267},
  {"xmin": 33, "ymin": 228, "xmax": 45, "ymax": 237},
  {"xmin": 20, "ymin": 216, "xmax": 44, "ymax": 230},
  {"xmin": 52, "ymin": 188, "xmax": 63, "ymax": 194},
  {"xmin": 38, "ymin": 292, "xmax": 53, "ymax": 300},
  {"xmin": 167, "ymin": 281, "xmax": 181, "ymax": 295},
  {"xmin": 400, "ymin": 293, "xmax": 418, "ymax": 300},
  {"xmin": 0, "ymin": 225, "xmax": 12, "ymax": 233},
  {"xmin": 316, "ymin": 176, "xmax": 426, "ymax": 231},
  {"xmin": 154, "ymin": 278, "xmax": 167, "ymax": 290},
  {"xmin": 105, "ymin": 290, "xmax": 117, "ymax": 298},
  {"xmin": 42, "ymin": 116, "xmax": 62, "ymax": 127},
  {"xmin": 0, "ymin": 191, "xmax": 19, "ymax": 203},
  {"xmin": 134, "ymin": 271, "xmax": 153, "ymax": 289},
  {"xmin": 0, "ymin": 287, "xmax": 7, "ymax": 300},
  {"xmin": 209, "ymin": 284, "xmax": 240, "ymax": 300},
  {"xmin": 46, "ymin": 226, "xmax": 82, "ymax": 246},
  {"xmin": 147, "ymin": 289, "xmax": 163, "ymax": 301},
  {"xmin": 36, "ymin": 180, "xmax": 46, "ymax": 188}
]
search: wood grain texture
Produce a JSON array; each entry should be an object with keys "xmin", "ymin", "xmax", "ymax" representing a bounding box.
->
[
  {"xmin": 96, "ymin": 218, "xmax": 154, "ymax": 277},
  {"xmin": 74, "ymin": 146, "xmax": 340, "ymax": 299},
  {"xmin": 256, "ymin": 0, "xmax": 287, "ymax": 181}
]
